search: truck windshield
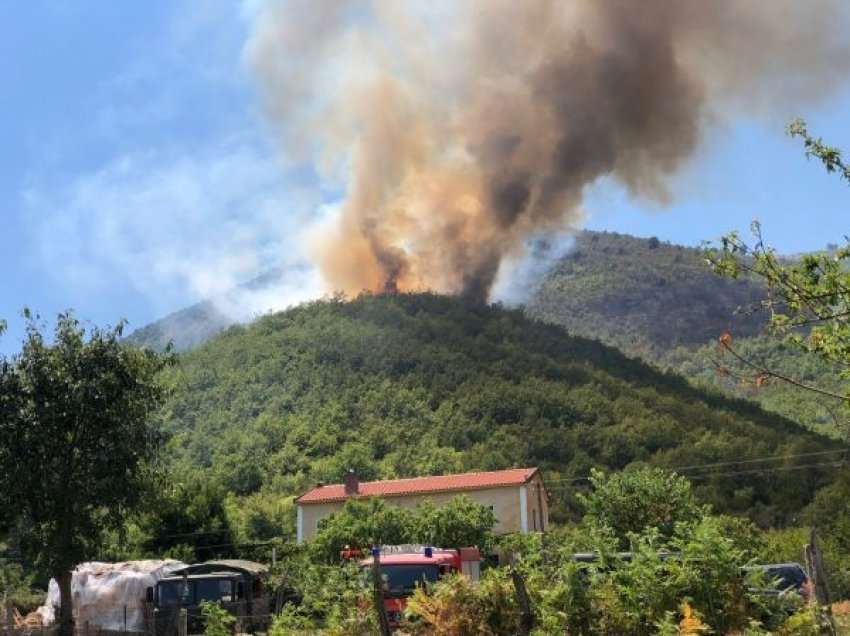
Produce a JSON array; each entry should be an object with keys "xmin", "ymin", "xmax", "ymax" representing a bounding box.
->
[
  {"xmin": 157, "ymin": 579, "xmax": 235, "ymax": 606},
  {"xmin": 195, "ymin": 579, "xmax": 235, "ymax": 603},
  {"xmin": 381, "ymin": 565, "xmax": 440, "ymax": 597}
]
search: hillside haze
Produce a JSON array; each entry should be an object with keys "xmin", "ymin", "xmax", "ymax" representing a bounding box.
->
[
  {"xmin": 126, "ymin": 231, "xmax": 767, "ymax": 355},
  {"xmin": 158, "ymin": 293, "xmax": 840, "ymax": 527}
]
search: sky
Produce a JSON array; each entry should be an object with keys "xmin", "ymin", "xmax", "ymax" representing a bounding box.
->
[{"xmin": 1, "ymin": 1, "xmax": 849, "ymax": 355}]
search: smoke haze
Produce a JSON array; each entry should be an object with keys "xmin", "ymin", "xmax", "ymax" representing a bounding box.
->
[{"xmin": 245, "ymin": 0, "xmax": 850, "ymax": 302}]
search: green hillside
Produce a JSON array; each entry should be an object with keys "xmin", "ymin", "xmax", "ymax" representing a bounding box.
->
[
  {"xmin": 128, "ymin": 230, "xmax": 846, "ymax": 438},
  {"xmin": 124, "ymin": 300, "xmax": 232, "ymax": 352},
  {"xmin": 527, "ymin": 231, "xmax": 768, "ymax": 358},
  {"xmin": 158, "ymin": 293, "xmax": 842, "ymax": 528},
  {"xmin": 528, "ymin": 231, "xmax": 847, "ymax": 437},
  {"xmin": 668, "ymin": 335, "xmax": 848, "ymax": 440}
]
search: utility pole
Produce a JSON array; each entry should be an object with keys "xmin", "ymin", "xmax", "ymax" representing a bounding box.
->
[{"xmin": 371, "ymin": 547, "xmax": 392, "ymax": 636}]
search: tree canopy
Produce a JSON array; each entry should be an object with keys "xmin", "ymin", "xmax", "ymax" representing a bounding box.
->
[
  {"xmin": 308, "ymin": 495, "xmax": 496, "ymax": 563},
  {"xmin": 706, "ymin": 120, "xmax": 850, "ymax": 432},
  {"xmin": 0, "ymin": 312, "xmax": 173, "ymax": 635},
  {"xmin": 152, "ymin": 292, "xmax": 840, "ymax": 540}
]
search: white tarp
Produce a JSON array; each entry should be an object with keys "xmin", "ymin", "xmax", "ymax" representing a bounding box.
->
[{"xmin": 37, "ymin": 560, "xmax": 186, "ymax": 632}]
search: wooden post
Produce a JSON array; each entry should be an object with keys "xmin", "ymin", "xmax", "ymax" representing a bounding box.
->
[
  {"xmin": 808, "ymin": 528, "xmax": 832, "ymax": 606},
  {"xmin": 177, "ymin": 610, "xmax": 187, "ymax": 636},
  {"xmin": 510, "ymin": 569, "xmax": 534, "ymax": 636},
  {"xmin": 370, "ymin": 548, "xmax": 392, "ymax": 636}
]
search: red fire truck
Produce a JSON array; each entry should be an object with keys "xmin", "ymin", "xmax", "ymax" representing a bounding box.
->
[{"xmin": 357, "ymin": 545, "xmax": 481, "ymax": 627}]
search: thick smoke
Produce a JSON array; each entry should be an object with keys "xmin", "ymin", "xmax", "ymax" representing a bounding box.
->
[{"xmin": 245, "ymin": 0, "xmax": 849, "ymax": 302}]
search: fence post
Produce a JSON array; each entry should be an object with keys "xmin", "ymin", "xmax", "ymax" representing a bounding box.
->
[
  {"xmin": 370, "ymin": 548, "xmax": 391, "ymax": 636},
  {"xmin": 177, "ymin": 610, "xmax": 187, "ymax": 636},
  {"xmin": 808, "ymin": 528, "xmax": 832, "ymax": 605}
]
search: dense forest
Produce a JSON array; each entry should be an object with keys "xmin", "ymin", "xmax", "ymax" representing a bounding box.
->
[
  {"xmin": 527, "ymin": 231, "xmax": 847, "ymax": 438},
  {"xmin": 128, "ymin": 231, "xmax": 845, "ymax": 439},
  {"xmin": 156, "ymin": 292, "xmax": 841, "ymax": 536},
  {"xmin": 526, "ymin": 230, "xmax": 768, "ymax": 356}
]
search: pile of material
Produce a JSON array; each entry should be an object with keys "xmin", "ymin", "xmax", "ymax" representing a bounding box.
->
[
  {"xmin": 37, "ymin": 560, "xmax": 186, "ymax": 633},
  {"xmin": 1, "ymin": 606, "xmax": 45, "ymax": 629}
]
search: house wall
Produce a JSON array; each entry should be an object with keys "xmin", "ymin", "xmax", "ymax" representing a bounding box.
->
[{"xmin": 298, "ymin": 483, "xmax": 550, "ymax": 542}]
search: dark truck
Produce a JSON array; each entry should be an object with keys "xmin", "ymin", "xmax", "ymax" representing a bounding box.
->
[{"xmin": 145, "ymin": 560, "xmax": 272, "ymax": 635}]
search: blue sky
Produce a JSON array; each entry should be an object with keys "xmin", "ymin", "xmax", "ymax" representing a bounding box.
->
[{"xmin": 1, "ymin": 1, "xmax": 849, "ymax": 355}]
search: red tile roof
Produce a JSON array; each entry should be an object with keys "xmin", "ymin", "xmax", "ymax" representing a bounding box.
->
[{"xmin": 296, "ymin": 467, "xmax": 539, "ymax": 504}]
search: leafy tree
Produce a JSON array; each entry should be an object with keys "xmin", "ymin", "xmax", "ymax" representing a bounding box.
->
[
  {"xmin": 579, "ymin": 468, "xmax": 705, "ymax": 547},
  {"xmin": 136, "ymin": 476, "xmax": 235, "ymax": 562},
  {"xmin": 411, "ymin": 496, "xmax": 496, "ymax": 552},
  {"xmin": 0, "ymin": 312, "xmax": 174, "ymax": 636},
  {"xmin": 310, "ymin": 498, "xmax": 413, "ymax": 563},
  {"xmin": 309, "ymin": 496, "xmax": 496, "ymax": 563},
  {"xmin": 706, "ymin": 120, "xmax": 850, "ymax": 410}
]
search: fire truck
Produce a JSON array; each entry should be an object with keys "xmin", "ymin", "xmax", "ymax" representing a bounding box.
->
[{"xmin": 357, "ymin": 545, "xmax": 481, "ymax": 627}]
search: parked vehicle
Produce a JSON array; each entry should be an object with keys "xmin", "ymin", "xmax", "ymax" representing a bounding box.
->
[
  {"xmin": 357, "ymin": 545, "xmax": 482, "ymax": 628},
  {"xmin": 145, "ymin": 560, "xmax": 272, "ymax": 635},
  {"xmin": 743, "ymin": 562, "xmax": 813, "ymax": 600}
]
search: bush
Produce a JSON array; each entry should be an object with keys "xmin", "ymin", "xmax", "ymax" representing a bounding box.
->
[
  {"xmin": 406, "ymin": 570, "xmax": 521, "ymax": 635},
  {"xmin": 200, "ymin": 601, "xmax": 235, "ymax": 636},
  {"xmin": 579, "ymin": 468, "xmax": 705, "ymax": 547}
]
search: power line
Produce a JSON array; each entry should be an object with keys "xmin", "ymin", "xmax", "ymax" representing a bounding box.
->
[
  {"xmin": 544, "ymin": 459, "xmax": 846, "ymax": 492},
  {"xmin": 663, "ymin": 448, "xmax": 848, "ymax": 473},
  {"xmin": 153, "ymin": 529, "xmax": 232, "ymax": 540},
  {"xmin": 686, "ymin": 460, "xmax": 845, "ymax": 482},
  {"xmin": 542, "ymin": 448, "xmax": 848, "ymax": 484}
]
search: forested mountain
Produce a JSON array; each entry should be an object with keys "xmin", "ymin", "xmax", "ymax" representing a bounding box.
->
[
  {"xmin": 129, "ymin": 231, "xmax": 844, "ymax": 437},
  {"xmin": 129, "ymin": 231, "xmax": 768, "ymax": 355},
  {"xmin": 526, "ymin": 231, "xmax": 768, "ymax": 357},
  {"xmin": 158, "ymin": 293, "xmax": 842, "ymax": 529},
  {"xmin": 124, "ymin": 300, "xmax": 232, "ymax": 352},
  {"xmin": 124, "ymin": 268, "xmax": 286, "ymax": 352},
  {"xmin": 668, "ymin": 336, "xmax": 847, "ymax": 439},
  {"xmin": 526, "ymin": 231, "xmax": 846, "ymax": 438}
]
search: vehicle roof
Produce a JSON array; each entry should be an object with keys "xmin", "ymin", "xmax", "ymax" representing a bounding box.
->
[
  {"xmin": 360, "ymin": 553, "xmax": 458, "ymax": 566},
  {"xmin": 744, "ymin": 563, "xmax": 808, "ymax": 573},
  {"xmin": 171, "ymin": 560, "xmax": 268, "ymax": 577},
  {"xmin": 159, "ymin": 572, "xmax": 239, "ymax": 582}
]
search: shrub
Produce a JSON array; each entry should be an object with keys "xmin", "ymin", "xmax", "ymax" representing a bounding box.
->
[
  {"xmin": 406, "ymin": 570, "xmax": 521, "ymax": 635},
  {"xmin": 579, "ymin": 468, "xmax": 705, "ymax": 547},
  {"xmin": 200, "ymin": 601, "xmax": 235, "ymax": 636}
]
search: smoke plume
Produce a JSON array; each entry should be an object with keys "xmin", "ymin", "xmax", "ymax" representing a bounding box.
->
[{"xmin": 245, "ymin": 0, "xmax": 849, "ymax": 302}]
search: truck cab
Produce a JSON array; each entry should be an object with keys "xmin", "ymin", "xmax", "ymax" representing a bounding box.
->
[
  {"xmin": 147, "ymin": 560, "xmax": 270, "ymax": 635},
  {"xmin": 359, "ymin": 546, "xmax": 481, "ymax": 627}
]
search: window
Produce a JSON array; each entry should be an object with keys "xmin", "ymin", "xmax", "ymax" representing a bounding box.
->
[{"xmin": 195, "ymin": 579, "xmax": 234, "ymax": 604}]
